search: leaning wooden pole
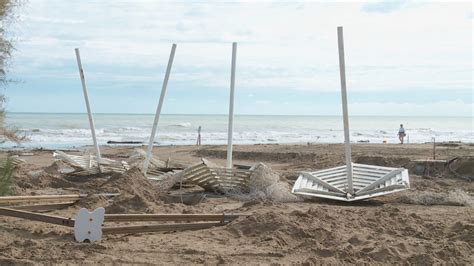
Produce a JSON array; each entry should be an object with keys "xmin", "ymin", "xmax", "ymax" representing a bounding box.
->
[
  {"xmin": 143, "ymin": 44, "xmax": 177, "ymax": 175},
  {"xmin": 226, "ymin": 42, "xmax": 237, "ymax": 169},
  {"xmin": 75, "ymin": 48, "xmax": 102, "ymax": 170},
  {"xmin": 337, "ymin": 27, "xmax": 353, "ymax": 194}
]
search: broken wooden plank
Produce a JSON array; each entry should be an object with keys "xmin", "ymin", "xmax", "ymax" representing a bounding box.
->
[
  {"xmin": 104, "ymin": 213, "xmax": 243, "ymax": 223},
  {"xmin": 0, "ymin": 207, "xmax": 75, "ymax": 227},
  {"xmin": 102, "ymin": 221, "xmax": 225, "ymax": 235},
  {"xmin": 7, "ymin": 202, "xmax": 76, "ymax": 211},
  {"xmin": 0, "ymin": 194, "xmax": 82, "ymax": 205}
]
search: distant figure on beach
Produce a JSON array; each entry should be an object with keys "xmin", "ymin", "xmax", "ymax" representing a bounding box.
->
[
  {"xmin": 398, "ymin": 124, "xmax": 406, "ymax": 144},
  {"xmin": 196, "ymin": 126, "xmax": 202, "ymax": 146}
]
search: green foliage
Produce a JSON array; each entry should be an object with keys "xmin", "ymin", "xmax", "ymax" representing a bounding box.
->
[
  {"xmin": 0, "ymin": 0, "xmax": 26, "ymax": 144},
  {"xmin": 0, "ymin": 158, "xmax": 13, "ymax": 196}
]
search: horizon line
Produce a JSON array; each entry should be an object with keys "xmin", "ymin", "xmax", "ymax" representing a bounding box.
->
[{"xmin": 6, "ymin": 111, "xmax": 473, "ymax": 118}]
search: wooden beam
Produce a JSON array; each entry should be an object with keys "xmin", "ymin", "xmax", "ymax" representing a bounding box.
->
[
  {"xmin": 0, "ymin": 194, "xmax": 82, "ymax": 204},
  {"xmin": 355, "ymin": 169, "xmax": 403, "ymax": 195},
  {"xmin": 104, "ymin": 213, "xmax": 243, "ymax": 223},
  {"xmin": 102, "ymin": 221, "xmax": 225, "ymax": 235},
  {"xmin": 0, "ymin": 207, "xmax": 75, "ymax": 227},
  {"xmin": 8, "ymin": 202, "xmax": 75, "ymax": 211}
]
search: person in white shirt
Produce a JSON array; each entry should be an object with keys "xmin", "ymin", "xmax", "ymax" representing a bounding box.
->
[
  {"xmin": 196, "ymin": 126, "xmax": 202, "ymax": 146},
  {"xmin": 397, "ymin": 124, "xmax": 406, "ymax": 144}
]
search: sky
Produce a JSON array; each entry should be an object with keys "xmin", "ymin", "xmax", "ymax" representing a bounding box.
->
[{"xmin": 4, "ymin": 0, "xmax": 473, "ymax": 116}]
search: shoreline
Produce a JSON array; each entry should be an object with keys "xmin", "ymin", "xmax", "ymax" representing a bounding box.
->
[{"xmin": 1, "ymin": 139, "xmax": 472, "ymax": 152}]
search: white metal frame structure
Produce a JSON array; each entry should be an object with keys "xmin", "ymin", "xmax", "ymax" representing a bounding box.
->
[
  {"xmin": 291, "ymin": 27, "xmax": 410, "ymax": 201},
  {"xmin": 143, "ymin": 42, "xmax": 237, "ymax": 175},
  {"xmin": 143, "ymin": 44, "xmax": 177, "ymax": 175},
  {"xmin": 75, "ymin": 43, "xmax": 238, "ymax": 178},
  {"xmin": 75, "ymin": 48, "xmax": 102, "ymax": 171},
  {"xmin": 226, "ymin": 42, "xmax": 237, "ymax": 169}
]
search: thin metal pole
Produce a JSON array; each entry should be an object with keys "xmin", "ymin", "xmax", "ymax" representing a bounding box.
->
[
  {"xmin": 337, "ymin": 27, "xmax": 353, "ymax": 194},
  {"xmin": 75, "ymin": 48, "xmax": 102, "ymax": 170},
  {"xmin": 226, "ymin": 42, "xmax": 237, "ymax": 169},
  {"xmin": 143, "ymin": 44, "xmax": 177, "ymax": 175}
]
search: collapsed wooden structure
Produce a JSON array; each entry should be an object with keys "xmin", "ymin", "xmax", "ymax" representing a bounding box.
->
[
  {"xmin": 0, "ymin": 193, "xmax": 119, "ymax": 211},
  {"xmin": 291, "ymin": 27, "xmax": 410, "ymax": 201},
  {"xmin": 52, "ymin": 149, "xmax": 176, "ymax": 177},
  {"xmin": 53, "ymin": 151, "xmax": 130, "ymax": 175},
  {"xmin": 172, "ymin": 159, "xmax": 252, "ymax": 193},
  {"xmin": 0, "ymin": 194, "xmax": 244, "ymax": 242}
]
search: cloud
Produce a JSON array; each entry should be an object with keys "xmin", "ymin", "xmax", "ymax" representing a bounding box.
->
[
  {"xmin": 349, "ymin": 99, "xmax": 473, "ymax": 116},
  {"xmin": 28, "ymin": 16, "xmax": 84, "ymax": 24},
  {"xmin": 6, "ymin": 0, "xmax": 473, "ymax": 116},
  {"xmin": 361, "ymin": 0, "xmax": 410, "ymax": 13}
]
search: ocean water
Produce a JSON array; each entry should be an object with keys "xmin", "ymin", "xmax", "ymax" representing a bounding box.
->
[{"xmin": 2, "ymin": 113, "xmax": 473, "ymax": 149}]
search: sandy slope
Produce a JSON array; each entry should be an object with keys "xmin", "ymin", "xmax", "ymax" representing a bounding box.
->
[{"xmin": 0, "ymin": 143, "xmax": 473, "ymax": 264}]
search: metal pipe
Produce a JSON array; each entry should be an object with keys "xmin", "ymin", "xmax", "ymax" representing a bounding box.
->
[
  {"xmin": 143, "ymin": 44, "xmax": 177, "ymax": 175},
  {"xmin": 226, "ymin": 42, "xmax": 237, "ymax": 169},
  {"xmin": 337, "ymin": 27, "xmax": 353, "ymax": 194},
  {"xmin": 75, "ymin": 48, "xmax": 102, "ymax": 170}
]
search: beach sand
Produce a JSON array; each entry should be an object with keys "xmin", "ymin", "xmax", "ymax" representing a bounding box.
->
[{"xmin": 0, "ymin": 143, "xmax": 473, "ymax": 264}]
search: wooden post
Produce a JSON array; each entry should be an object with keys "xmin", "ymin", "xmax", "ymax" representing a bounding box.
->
[
  {"xmin": 226, "ymin": 42, "xmax": 237, "ymax": 169},
  {"xmin": 433, "ymin": 137, "xmax": 436, "ymax": 160},
  {"xmin": 143, "ymin": 44, "xmax": 177, "ymax": 175},
  {"xmin": 75, "ymin": 48, "xmax": 102, "ymax": 170},
  {"xmin": 337, "ymin": 27, "xmax": 353, "ymax": 195}
]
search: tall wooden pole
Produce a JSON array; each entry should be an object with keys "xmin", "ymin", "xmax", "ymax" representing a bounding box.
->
[
  {"xmin": 75, "ymin": 48, "xmax": 102, "ymax": 170},
  {"xmin": 143, "ymin": 44, "xmax": 177, "ymax": 175},
  {"xmin": 337, "ymin": 27, "xmax": 353, "ymax": 194},
  {"xmin": 226, "ymin": 42, "xmax": 237, "ymax": 169}
]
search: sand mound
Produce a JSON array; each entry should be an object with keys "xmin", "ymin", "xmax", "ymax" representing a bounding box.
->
[
  {"xmin": 224, "ymin": 205, "xmax": 465, "ymax": 263},
  {"xmin": 12, "ymin": 163, "xmax": 162, "ymax": 212},
  {"xmin": 101, "ymin": 168, "xmax": 161, "ymax": 213},
  {"xmin": 225, "ymin": 163, "xmax": 300, "ymax": 202},
  {"xmin": 76, "ymin": 195, "xmax": 110, "ymax": 210},
  {"xmin": 396, "ymin": 189, "xmax": 473, "ymax": 207},
  {"xmin": 354, "ymin": 156, "xmax": 411, "ymax": 168},
  {"xmin": 196, "ymin": 148, "xmax": 315, "ymax": 163},
  {"xmin": 448, "ymin": 157, "xmax": 474, "ymax": 180}
]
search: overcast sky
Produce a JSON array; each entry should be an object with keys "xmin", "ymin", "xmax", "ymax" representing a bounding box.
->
[{"xmin": 5, "ymin": 0, "xmax": 473, "ymax": 116}]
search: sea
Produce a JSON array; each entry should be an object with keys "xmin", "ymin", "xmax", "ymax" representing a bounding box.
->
[{"xmin": 1, "ymin": 113, "xmax": 473, "ymax": 149}]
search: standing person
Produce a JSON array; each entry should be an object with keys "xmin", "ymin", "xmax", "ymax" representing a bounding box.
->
[
  {"xmin": 397, "ymin": 124, "xmax": 406, "ymax": 144},
  {"xmin": 196, "ymin": 125, "xmax": 202, "ymax": 146}
]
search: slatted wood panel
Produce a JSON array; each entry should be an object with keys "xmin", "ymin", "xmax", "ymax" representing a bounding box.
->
[
  {"xmin": 292, "ymin": 163, "xmax": 410, "ymax": 201},
  {"xmin": 53, "ymin": 151, "xmax": 130, "ymax": 175},
  {"xmin": 160, "ymin": 160, "xmax": 253, "ymax": 193}
]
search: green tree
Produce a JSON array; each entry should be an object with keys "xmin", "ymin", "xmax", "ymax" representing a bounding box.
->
[{"xmin": 0, "ymin": 0, "xmax": 24, "ymax": 143}]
